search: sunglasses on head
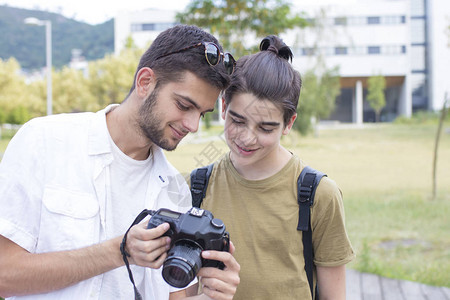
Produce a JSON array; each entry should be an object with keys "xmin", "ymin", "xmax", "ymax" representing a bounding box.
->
[{"xmin": 155, "ymin": 42, "xmax": 236, "ymax": 75}]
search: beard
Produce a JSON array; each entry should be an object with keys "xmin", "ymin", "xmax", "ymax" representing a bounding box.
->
[{"xmin": 138, "ymin": 85, "xmax": 178, "ymax": 151}]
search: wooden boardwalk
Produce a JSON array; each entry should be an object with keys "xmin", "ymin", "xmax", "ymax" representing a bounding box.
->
[{"xmin": 346, "ymin": 269, "xmax": 450, "ymax": 300}]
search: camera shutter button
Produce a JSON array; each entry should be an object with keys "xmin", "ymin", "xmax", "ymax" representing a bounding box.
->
[{"xmin": 211, "ymin": 218, "xmax": 224, "ymax": 228}]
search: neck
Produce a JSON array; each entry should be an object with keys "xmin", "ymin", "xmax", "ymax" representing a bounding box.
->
[{"xmin": 106, "ymin": 102, "xmax": 153, "ymax": 160}]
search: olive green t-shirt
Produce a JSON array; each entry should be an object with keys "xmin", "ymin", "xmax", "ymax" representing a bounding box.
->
[{"xmin": 199, "ymin": 153, "xmax": 355, "ymax": 299}]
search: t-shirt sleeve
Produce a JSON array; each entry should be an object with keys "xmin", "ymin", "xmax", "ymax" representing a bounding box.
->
[
  {"xmin": 0, "ymin": 120, "xmax": 45, "ymax": 252},
  {"xmin": 310, "ymin": 177, "xmax": 355, "ymax": 267}
]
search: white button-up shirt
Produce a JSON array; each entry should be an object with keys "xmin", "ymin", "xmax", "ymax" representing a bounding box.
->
[{"xmin": 0, "ymin": 105, "xmax": 193, "ymax": 299}]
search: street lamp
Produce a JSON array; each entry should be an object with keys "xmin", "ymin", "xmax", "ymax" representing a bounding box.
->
[{"xmin": 24, "ymin": 17, "xmax": 52, "ymax": 115}]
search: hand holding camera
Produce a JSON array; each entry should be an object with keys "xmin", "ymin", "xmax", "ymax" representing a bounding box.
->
[
  {"xmin": 147, "ymin": 207, "xmax": 230, "ymax": 288},
  {"xmin": 122, "ymin": 207, "xmax": 240, "ymax": 299}
]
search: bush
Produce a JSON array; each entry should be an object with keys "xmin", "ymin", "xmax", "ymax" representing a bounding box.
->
[{"xmin": 394, "ymin": 110, "xmax": 443, "ymax": 125}]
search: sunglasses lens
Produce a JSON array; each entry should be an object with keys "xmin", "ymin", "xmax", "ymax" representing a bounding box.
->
[
  {"xmin": 223, "ymin": 53, "xmax": 236, "ymax": 75},
  {"xmin": 205, "ymin": 43, "xmax": 220, "ymax": 66}
]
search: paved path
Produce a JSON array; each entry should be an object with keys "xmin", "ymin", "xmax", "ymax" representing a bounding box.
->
[{"xmin": 346, "ymin": 269, "xmax": 450, "ymax": 300}]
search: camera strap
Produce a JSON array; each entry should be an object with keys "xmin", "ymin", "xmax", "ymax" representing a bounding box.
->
[{"xmin": 120, "ymin": 209, "xmax": 155, "ymax": 300}]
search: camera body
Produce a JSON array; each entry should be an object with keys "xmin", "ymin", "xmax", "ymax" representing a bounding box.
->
[{"xmin": 147, "ymin": 207, "xmax": 230, "ymax": 288}]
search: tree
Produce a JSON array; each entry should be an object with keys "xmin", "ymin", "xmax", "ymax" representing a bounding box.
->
[
  {"xmin": 88, "ymin": 47, "xmax": 142, "ymax": 107},
  {"xmin": 294, "ymin": 67, "xmax": 340, "ymax": 135},
  {"xmin": 432, "ymin": 94, "xmax": 448, "ymax": 200},
  {"xmin": 176, "ymin": 0, "xmax": 308, "ymax": 58},
  {"xmin": 0, "ymin": 57, "xmax": 37, "ymax": 124},
  {"xmin": 367, "ymin": 75, "xmax": 386, "ymax": 122},
  {"xmin": 7, "ymin": 105, "xmax": 31, "ymax": 125},
  {"xmin": 52, "ymin": 66, "xmax": 97, "ymax": 113}
]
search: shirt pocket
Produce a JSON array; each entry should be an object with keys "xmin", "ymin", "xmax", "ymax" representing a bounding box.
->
[{"xmin": 37, "ymin": 186, "xmax": 100, "ymax": 252}]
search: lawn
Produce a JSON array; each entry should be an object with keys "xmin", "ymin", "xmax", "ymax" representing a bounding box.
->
[{"xmin": 1, "ymin": 122, "xmax": 449, "ymax": 288}]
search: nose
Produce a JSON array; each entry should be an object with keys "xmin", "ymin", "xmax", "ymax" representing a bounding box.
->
[
  {"xmin": 238, "ymin": 127, "xmax": 257, "ymax": 146},
  {"xmin": 182, "ymin": 113, "xmax": 200, "ymax": 133}
]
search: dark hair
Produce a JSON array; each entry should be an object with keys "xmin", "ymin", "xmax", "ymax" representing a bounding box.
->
[
  {"xmin": 223, "ymin": 35, "xmax": 301, "ymax": 126},
  {"xmin": 128, "ymin": 25, "xmax": 230, "ymax": 96}
]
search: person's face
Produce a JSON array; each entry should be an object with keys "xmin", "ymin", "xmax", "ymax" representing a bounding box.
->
[
  {"xmin": 138, "ymin": 71, "xmax": 220, "ymax": 151},
  {"xmin": 222, "ymin": 93, "xmax": 295, "ymax": 167}
]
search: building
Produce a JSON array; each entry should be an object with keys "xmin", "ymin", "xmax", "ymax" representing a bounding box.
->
[
  {"xmin": 114, "ymin": 0, "xmax": 450, "ymax": 123},
  {"xmin": 114, "ymin": 9, "xmax": 177, "ymax": 55}
]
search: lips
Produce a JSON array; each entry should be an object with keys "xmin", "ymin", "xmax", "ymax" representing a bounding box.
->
[
  {"xmin": 235, "ymin": 142, "xmax": 257, "ymax": 155},
  {"xmin": 170, "ymin": 125, "xmax": 187, "ymax": 140}
]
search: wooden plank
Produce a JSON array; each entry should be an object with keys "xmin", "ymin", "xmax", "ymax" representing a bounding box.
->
[
  {"xmin": 380, "ymin": 276, "xmax": 404, "ymax": 300},
  {"xmin": 442, "ymin": 286, "xmax": 450, "ymax": 300},
  {"xmin": 361, "ymin": 272, "xmax": 383, "ymax": 300},
  {"xmin": 399, "ymin": 280, "xmax": 426, "ymax": 300},
  {"xmin": 420, "ymin": 284, "xmax": 450, "ymax": 299},
  {"xmin": 345, "ymin": 269, "xmax": 450, "ymax": 300},
  {"xmin": 346, "ymin": 269, "xmax": 362, "ymax": 300}
]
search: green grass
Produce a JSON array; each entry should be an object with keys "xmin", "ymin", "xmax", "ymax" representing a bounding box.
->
[{"xmin": 1, "ymin": 122, "xmax": 449, "ymax": 288}]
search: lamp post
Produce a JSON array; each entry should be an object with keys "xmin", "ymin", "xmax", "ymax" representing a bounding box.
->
[{"xmin": 24, "ymin": 17, "xmax": 52, "ymax": 115}]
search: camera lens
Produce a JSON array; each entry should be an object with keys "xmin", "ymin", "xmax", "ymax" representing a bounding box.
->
[{"xmin": 162, "ymin": 241, "xmax": 203, "ymax": 288}]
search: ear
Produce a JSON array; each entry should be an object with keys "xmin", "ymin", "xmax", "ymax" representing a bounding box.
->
[
  {"xmin": 282, "ymin": 113, "xmax": 297, "ymax": 135},
  {"xmin": 135, "ymin": 67, "xmax": 156, "ymax": 98},
  {"xmin": 221, "ymin": 97, "xmax": 227, "ymax": 120}
]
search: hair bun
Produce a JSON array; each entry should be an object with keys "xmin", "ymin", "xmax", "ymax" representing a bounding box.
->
[{"xmin": 259, "ymin": 35, "xmax": 293, "ymax": 62}]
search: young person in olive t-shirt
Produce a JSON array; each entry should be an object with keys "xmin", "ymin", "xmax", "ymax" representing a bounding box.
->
[{"xmin": 192, "ymin": 36, "xmax": 355, "ymax": 300}]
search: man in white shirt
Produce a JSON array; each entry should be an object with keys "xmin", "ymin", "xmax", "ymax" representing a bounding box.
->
[{"xmin": 0, "ymin": 25, "xmax": 240, "ymax": 300}]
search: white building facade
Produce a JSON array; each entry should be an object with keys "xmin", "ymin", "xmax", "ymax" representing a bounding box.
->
[
  {"xmin": 114, "ymin": 0, "xmax": 450, "ymax": 123},
  {"xmin": 114, "ymin": 9, "xmax": 177, "ymax": 55}
]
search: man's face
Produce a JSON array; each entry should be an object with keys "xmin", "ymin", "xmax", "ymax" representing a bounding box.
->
[{"xmin": 138, "ymin": 72, "xmax": 220, "ymax": 151}]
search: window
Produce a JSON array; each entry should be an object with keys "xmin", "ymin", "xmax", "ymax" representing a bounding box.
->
[
  {"xmin": 130, "ymin": 24, "xmax": 142, "ymax": 32},
  {"xmin": 130, "ymin": 22, "xmax": 175, "ymax": 32},
  {"xmin": 367, "ymin": 16, "xmax": 380, "ymax": 24},
  {"xmin": 411, "ymin": 73, "xmax": 427, "ymax": 107},
  {"xmin": 349, "ymin": 46, "xmax": 366, "ymax": 55},
  {"xmin": 142, "ymin": 24, "xmax": 155, "ymax": 31},
  {"xmin": 411, "ymin": 0, "xmax": 425, "ymax": 17},
  {"xmin": 382, "ymin": 16, "xmax": 404, "ymax": 24},
  {"xmin": 334, "ymin": 47, "xmax": 347, "ymax": 55},
  {"xmin": 334, "ymin": 17, "xmax": 347, "ymax": 25},
  {"xmin": 368, "ymin": 46, "xmax": 381, "ymax": 54},
  {"xmin": 411, "ymin": 46, "xmax": 426, "ymax": 71},
  {"xmin": 411, "ymin": 19, "xmax": 426, "ymax": 44},
  {"xmin": 348, "ymin": 16, "xmax": 366, "ymax": 26},
  {"xmin": 382, "ymin": 45, "xmax": 406, "ymax": 55},
  {"xmin": 302, "ymin": 48, "xmax": 315, "ymax": 56}
]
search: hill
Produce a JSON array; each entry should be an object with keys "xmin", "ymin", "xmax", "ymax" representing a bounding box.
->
[{"xmin": 0, "ymin": 5, "xmax": 114, "ymax": 70}]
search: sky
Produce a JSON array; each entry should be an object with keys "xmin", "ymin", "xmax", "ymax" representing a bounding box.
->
[
  {"xmin": 0, "ymin": 0, "xmax": 352, "ymax": 25},
  {"xmin": 0, "ymin": 0, "xmax": 192, "ymax": 24}
]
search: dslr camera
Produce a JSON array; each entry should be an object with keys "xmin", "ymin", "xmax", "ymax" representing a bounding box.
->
[{"xmin": 147, "ymin": 207, "xmax": 230, "ymax": 288}]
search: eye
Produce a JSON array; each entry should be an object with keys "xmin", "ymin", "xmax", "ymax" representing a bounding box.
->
[
  {"xmin": 260, "ymin": 127, "xmax": 274, "ymax": 133},
  {"xmin": 176, "ymin": 101, "xmax": 190, "ymax": 111},
  {"xmin": 231, "ymin": 117, "xmax": 245, "ymax": 125}
]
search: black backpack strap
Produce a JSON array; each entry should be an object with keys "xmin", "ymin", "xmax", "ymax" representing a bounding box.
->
[
  {"xmin": 297, "ymin": 166, "xmax": 326, "ymax": 300},
  {"xmin": 190, "ymin": 163, "xmax": 214, "ymax": 208}
]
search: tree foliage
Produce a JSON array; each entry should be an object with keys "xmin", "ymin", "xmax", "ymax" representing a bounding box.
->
[
  {"xmin": 0, "ymin": 40, "xmax": 143, "ymax": 125},
  {"xmin": 367, "ymin": 75, "xmax": 386, "ymax": 122},
  {"xmin": 0, "ymin": 57, "xmax": 37, "ymax": 124},
  {"xmin": 88, "ymin": 47, "xmax": 142, "ymax": 107},
  {"xmin": 176, "ymin": 0, "xmax": 308, "ymax": 58},
  {"xmin": 52, "ymin": 67, "xmax": 97, "ymax": 113},
  {"xmin": 294, "ymin": 67, "xmax": 340, "ymax": 135}
]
